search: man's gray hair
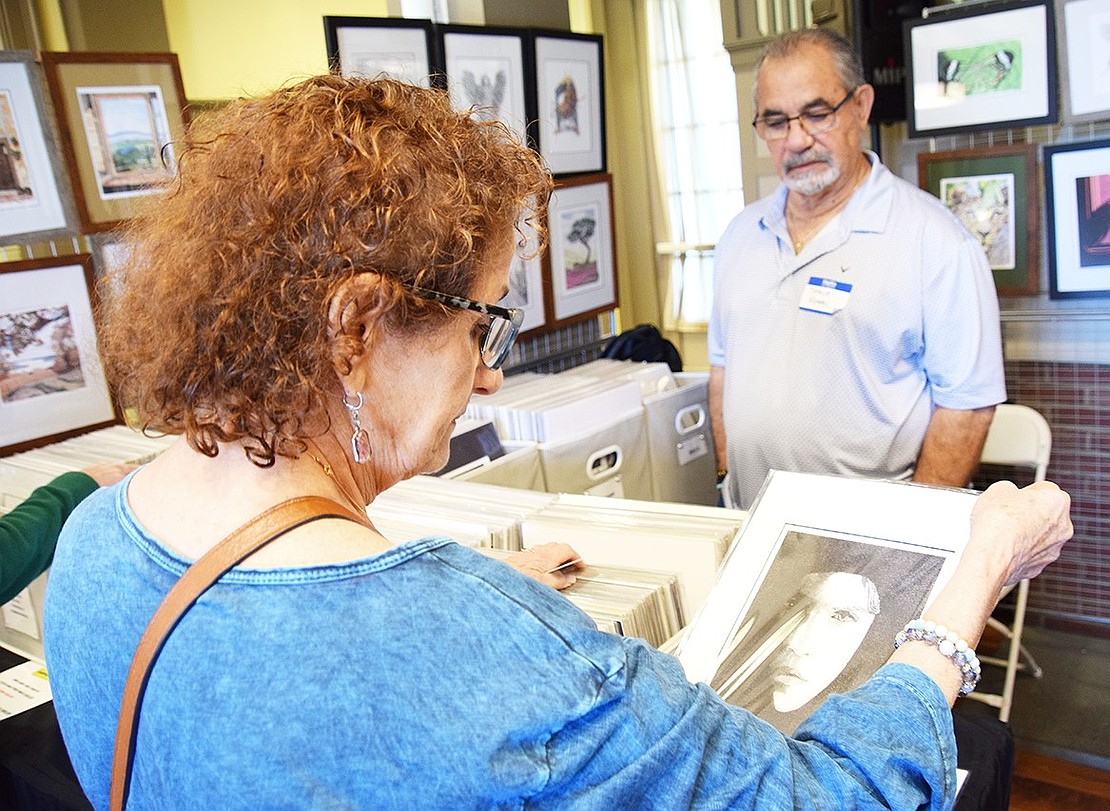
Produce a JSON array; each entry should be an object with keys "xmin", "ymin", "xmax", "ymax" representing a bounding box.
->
[{"xmin": 752, "ymin": 29, "xmax": 866, "ymax": 108}]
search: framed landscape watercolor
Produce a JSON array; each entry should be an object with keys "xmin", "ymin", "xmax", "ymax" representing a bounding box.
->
[
  {"xmin": 323, "ymin": 16, "xmax": 437, "ymax": 87},
  {"xmin": 1045, "ymin": 138, "xmax": 1110, "ymax": 299},
  {"xmin": 0, "ymin": 254, "xmax": 119, "ymax": 456},
  {"xmin": 39, "ymin": 51, "xmax": 189, "ymax": 233},
  {"xmin": 904, "ymin": 0, "xmax": 1056, "ymax": 138},
  {"xmin": 544, "ymin": 173, "xmax": 617, "ymax": 325},
  {"xmin": 528, "ymin": 30, "xmax": 606, "ymax": 176},
  {"xmin": 439, "ymin": 25, "xmax": 529, "ymax": 144},
  {"xmin": 918, "ymin": 144, "xmax": 1038, "ymax": 295},
  {"xmin": 0, "ymin": 51, "xmax": 74, "ymax": 243}
]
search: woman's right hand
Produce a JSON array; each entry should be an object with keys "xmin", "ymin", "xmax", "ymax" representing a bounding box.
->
[{"xmin": 967, "ymin": 480, "xmax": 1073, "ymax": 591}]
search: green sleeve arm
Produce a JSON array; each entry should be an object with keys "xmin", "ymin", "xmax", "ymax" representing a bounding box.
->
[{"xmin": 0, "ymin": 471, "xmax": 99, "ymax": 605}]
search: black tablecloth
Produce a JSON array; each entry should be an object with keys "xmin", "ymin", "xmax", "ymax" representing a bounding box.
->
[{"xmin": 0, "ymin": 644, "xmax": 1012, "ymax": 810}]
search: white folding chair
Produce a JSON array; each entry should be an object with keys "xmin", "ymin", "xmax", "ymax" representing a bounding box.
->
[{"xmin": 966, "ymin": 403, "xmax": 1051, "ymax": 723}]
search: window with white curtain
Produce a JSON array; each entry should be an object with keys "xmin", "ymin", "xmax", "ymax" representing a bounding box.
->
[{"xmin": 645, "ymin": 0, "xmax": 744, "ymax": 329}]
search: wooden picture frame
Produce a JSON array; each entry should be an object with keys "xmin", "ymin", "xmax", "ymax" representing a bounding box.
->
[
  {"xmin": 39, "ymin": 51, "xmax": 189, "ymax": 233},
  {"xmin": 904, "ymin": 0, "xmax": 1056, "ymax": 138},
  {"xmin": 323, "ymin": 16, "xmax": 438, "ymax": 87},
  {"xmin": 0, "ymin": 254, "xmax": 119, "ymax": 456},
  {"xmin": 0, "ymin": 51, "xmax": 75, "ymax": 243},
  {"xmin": 527, "ymin": 29, "xmax": 606, "ymax": 176},
  {"xmin": 438, "ymin": 24, "xmax": 529, "ymax": 144},
  {"xmin": 543, "ymin": 172, "xmax": 617, "ymax": 326},
  {"xmin": 1044, "ymin": 138, "xmax": 1110, "ymax": 299},
  {"xmin": 917, "ymin": 144, "xmax": 1039, "ymax": 296}
]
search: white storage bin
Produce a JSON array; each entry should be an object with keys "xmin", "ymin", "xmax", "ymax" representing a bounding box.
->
[
  {"xmin": 538, "ymin": 408, "xmax": 652, "ymax": 500},
  {"xmin": 446, "ymin": 440, "xmax": 545, "ymax": 492},
  {"xmin": 643, "ymin": 372, "xmax": 717, "ymax": 506}
]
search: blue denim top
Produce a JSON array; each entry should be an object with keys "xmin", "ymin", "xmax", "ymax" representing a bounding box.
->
[{"xmin": 44, "ymin": 476, "xmax": 957, "ymax": 809}]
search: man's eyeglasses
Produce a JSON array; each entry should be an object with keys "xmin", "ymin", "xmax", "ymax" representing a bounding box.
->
[
  {"xmin": 407, "ymin": 285, "xmax": 524, "ymax": 371},
  {"xmin": 752, "ymin": 87, "xmax": 858, "ymax": 142}
]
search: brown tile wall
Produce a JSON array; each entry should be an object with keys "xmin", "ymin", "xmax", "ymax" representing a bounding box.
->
[{"xmin": 1000, "ymin": 360, "xmax": 1110, "ymax": 639}]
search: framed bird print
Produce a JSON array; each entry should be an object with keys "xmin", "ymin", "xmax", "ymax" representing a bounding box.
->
[
  {"xmin": 903, "ymin": 0, "xmax": 1057, "ymax": 138},
  {"xmin": 528, "ymin": 30, "xmax": 606, "ymax": 176},
  {"xmin": 439, "ymin": 25, "xmax": 528, "ymax": 145}
]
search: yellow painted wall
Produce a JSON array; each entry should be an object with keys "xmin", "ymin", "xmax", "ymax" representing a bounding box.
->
[{"xmin": 162, "ymin": 0, "xmax": 389, "ymax": 101}]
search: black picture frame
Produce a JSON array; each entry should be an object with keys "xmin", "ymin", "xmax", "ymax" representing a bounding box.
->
[
  {"xmin": 903, "ymin": 0, "xmax": 1057, "ymax": 138},
  {"xmin": 323, "ymin": 16, "xmax": 438, "ymax": 87},
  {"xmin": 1044, "ymin": 137, "xmax": 1110, "ymax": 299},
  {"xmin": 526, "ymin": 29, "xmax": 606, "ymax": 176},
  {"xmin": 437, "ymin": 24, "xmax": 529, "ymax": 144}
]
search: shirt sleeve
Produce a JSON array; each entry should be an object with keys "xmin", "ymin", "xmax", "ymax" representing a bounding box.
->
[
  {"xmin": 544, "ymin": 636, "xmax": 955, "ymax": 808},
  {"xmin": 0, "ymin": 471, "xmax": 98, "ymax": 605},
  {"xmin": 920, "ymin": 226, "xmax": 1007, "ymax": 411}
]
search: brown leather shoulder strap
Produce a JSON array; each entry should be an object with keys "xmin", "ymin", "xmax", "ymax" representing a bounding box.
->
[{"xmin": 109, "ymin": 496, "xmax": 366, "ymax": 810}]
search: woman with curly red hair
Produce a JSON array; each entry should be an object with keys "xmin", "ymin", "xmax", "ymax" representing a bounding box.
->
[{"xmin": 43, "ymin": 75, "xmax": 1071, "ymax": 809}]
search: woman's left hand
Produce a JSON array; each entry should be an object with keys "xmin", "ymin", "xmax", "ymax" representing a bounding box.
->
[{"xmin": 505, "ymin": 543, "xmax": 585, "ymax": 590}]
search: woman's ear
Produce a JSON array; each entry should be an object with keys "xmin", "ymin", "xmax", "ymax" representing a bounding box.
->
[{"xmin": 326, "ymin": 273, "xmax": 382, "ymax": 394}]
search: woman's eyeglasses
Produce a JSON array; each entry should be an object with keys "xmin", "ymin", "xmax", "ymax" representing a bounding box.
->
[
  {"xmin": 752, "ymin": 87, "xmax": 858, "ymax": 142},
  {"xmin": 407, "ymin": 285, "xmax": 524, "ymax": 371}
]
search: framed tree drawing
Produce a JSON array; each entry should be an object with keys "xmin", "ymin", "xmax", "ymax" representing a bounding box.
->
[
  {"xmin": 0, "ymin": 254, "xmax": 119, "ymax": 456},
  {"xmin": 544, "ymin": 173, "xmax": 617, "ymax": 326},
  {"xmin": 438, "ymin": 24, "xmax": 529, "ymax": 144},
  {"xmin": 1044, "ymin": 138, "xmax": 1110, "ymax": 299},
  {"xmin": 528, "ymin": 30, "xmax": 606, "ymax": 176},
  {"xmin": 917, "ymin": 144, "xmax": 1039, "ymax": 296},
  {"xmin": 904, "ymin": 0, "xmax": 1056, "ymax": 138},
  {"xmin": 39, "ymin": 52, "xmax": 189, "ymax": 233},
  {"xmin": 0, "ymin": 51, "xmax": 75, "ymax": 244},
  {"xmin": 323, "ymin": 16, "xmax": 437, "ymax": 87}
]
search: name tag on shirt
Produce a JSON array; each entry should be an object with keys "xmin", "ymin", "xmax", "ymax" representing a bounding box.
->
[{"xmin": 799, "ymin": 276, "xmax": 852, "ymax": 315}]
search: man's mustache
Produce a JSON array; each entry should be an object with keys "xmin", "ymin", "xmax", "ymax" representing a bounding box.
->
[{"xmin": 782, "ymin": 149, "xmax": 832, "ymax": 172}]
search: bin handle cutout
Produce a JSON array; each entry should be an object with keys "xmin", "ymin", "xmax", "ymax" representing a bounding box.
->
[
  {"xmin": 675, "ymin": 404, "xmax": 706, "ymax": 435},
  {"xmin": 586, "ymin": 445, "xmax": 623, "ymax": 480}
]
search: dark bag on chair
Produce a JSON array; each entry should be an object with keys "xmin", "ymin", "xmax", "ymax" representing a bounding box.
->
[{"xmin": 601, "ymin": 324, "xmax": 683, "ymax": 372}]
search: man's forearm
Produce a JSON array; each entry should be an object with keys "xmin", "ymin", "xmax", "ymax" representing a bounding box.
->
[
  {"xmin": 912, "ymin": 405, "xmax": 997, "ymax": 487},
  {"xmin": 709, "ymin": 365, "xmax": 727, "ymax": 471}
]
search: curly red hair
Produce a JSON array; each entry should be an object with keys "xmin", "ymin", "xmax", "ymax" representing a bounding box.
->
[{"xmin": 99, "ymin": 75, "xmax": 552, "ymax": 465}]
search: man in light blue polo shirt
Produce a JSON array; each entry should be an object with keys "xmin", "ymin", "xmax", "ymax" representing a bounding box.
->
[{"xmin": 708, "ymin": 29, "xmax": 1005, "ymax": 509}]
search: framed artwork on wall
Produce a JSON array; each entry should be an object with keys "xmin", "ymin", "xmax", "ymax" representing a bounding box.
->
[
  {"xmin": 504, "ymin": 216, "xmax": 547, "ymax": 336},
  {"xmin": 39, "ymin": 51, "xmax": 189, "ymax": 234},
  {"xmin": 903, "ymin": 0, "xmax": 1056, "ymax": 138},
  {"xmin": 1055, "ymin": 0, "xmax": 1110, "ymax": 125},
  {"xmin": 917, "ymin": 144, "xmax": 1039, "ymax": 296},
  {"xmin": 0, "ymin": 51, "xmax": 75, "ymax": 244},
  {"xmin": 0, "ymin": 254, "xmax": 119, "ymax": 456},
  {"xmin": 544, "ymin": 172, "xmax": 617, "ymax": 326},
  {"xmin": 323, "ymin": 16, "xmax": 437, "ymax": 87},
  {"xmin": 439, "ymin": 24, "xmax": 529, "ymax": 144},
  {"xmin": 528, "ymin": 30, "xmax": 606, "ymax": 176},
  {"xmin": 1044, "ymin": 138, "xmax": 1110, "ymax": 299}
]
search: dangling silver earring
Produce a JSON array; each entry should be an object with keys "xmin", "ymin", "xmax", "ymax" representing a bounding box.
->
[{"xmin": 343, "ymin": 391, "xmax": 371, "ymax": 464}]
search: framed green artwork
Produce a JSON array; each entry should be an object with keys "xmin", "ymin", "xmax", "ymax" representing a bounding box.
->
[{"xmin": 918, "ymin": 143, "xmax": 1039, "ymax": 296}]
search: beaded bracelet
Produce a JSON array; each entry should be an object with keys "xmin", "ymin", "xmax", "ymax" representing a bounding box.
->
[{"xmin": 894, "ymin": 619, "xmax": 982, "ymax": 696}]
